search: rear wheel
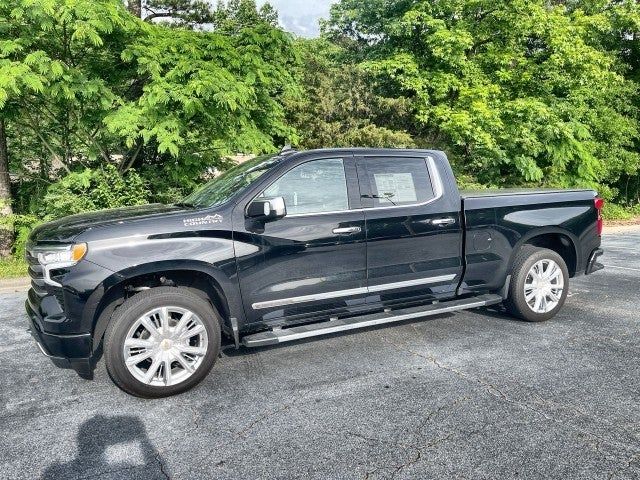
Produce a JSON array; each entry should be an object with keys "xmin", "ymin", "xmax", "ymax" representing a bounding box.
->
[
  {"xmin": 504, "ymin": 246, "xmax": 569, "ymax": 322},
  {"xmin": 104, "ymin": 287, "xmax": 221, "ymax": 398}
]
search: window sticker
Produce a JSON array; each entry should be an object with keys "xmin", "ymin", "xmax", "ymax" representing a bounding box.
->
[{"xmin": 373, "ymin": 173, "xmax": 417, "ymax": 203}]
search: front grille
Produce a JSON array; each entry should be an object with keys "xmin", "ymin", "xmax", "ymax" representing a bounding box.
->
[
  {"xmin": 25, "ymin": 247, "xmax": 65, "ymax": 307},
  {"xmin": 26, "ymin": 249, "xmax": 48, "ymax": 297}
]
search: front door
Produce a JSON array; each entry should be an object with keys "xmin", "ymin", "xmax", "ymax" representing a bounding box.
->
[
  {"xmin": 357, "ymin": 154, "xmax": 464, "ymax": 308},
  {"xmin": 234, "ymin": 155, "xmax": 367, "ymax": 327}
]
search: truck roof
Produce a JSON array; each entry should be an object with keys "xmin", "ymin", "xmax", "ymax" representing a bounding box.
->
[{"xmin": 288, "ymin": 147, "xmax": 445, "ymax": 157}]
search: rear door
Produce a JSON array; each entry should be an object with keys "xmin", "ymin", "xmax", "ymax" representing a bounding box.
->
[
  {"xmin": 234, "ymin": 155, "xmax": 368, "ymax": 326},
  {"xmin": 357, "ymin": 154, "xmax": 464, "ymax": 308}
]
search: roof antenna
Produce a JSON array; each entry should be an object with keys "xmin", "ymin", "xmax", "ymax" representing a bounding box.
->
[{"xmin": 279, "ymin": 144, "xmax": 296, "ymax": 155}]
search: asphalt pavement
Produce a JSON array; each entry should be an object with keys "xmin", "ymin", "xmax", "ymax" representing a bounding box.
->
[{"xmin": 0, "ymin": 231, "xmax": 638, "ymax": 479}]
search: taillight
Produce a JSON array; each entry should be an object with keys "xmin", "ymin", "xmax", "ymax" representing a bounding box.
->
[{"xmin": 594, "ymin": 197, "xmax": 604, "ymax": 236}]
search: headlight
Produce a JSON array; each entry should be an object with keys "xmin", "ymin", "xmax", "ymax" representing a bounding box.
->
[
  {"xmin": 37, "ymin": 243, "xmax": 88, "ymax": 266},
  {"xmin": 35, "ymin": 243, "xmax": 87, "ymax": 287}
]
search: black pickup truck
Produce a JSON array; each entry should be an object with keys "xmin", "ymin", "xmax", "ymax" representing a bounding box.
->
[{"xmin": 25, "ymin": 148, "xmax": 604, "ymax": 397}]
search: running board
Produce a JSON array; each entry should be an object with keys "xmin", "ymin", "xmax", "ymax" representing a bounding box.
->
[{"xmin": 241, "ymin": 294, "xmax": 503, "ymax": 348}]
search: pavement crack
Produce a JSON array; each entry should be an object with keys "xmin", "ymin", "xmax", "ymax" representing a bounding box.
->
[
  {"xmin": 385, "ymin": 329, "xmax": 640, "ymax": 466},
  {"xmin": 390, "ymin": 433, "xmax": 454, "ymax": 479},
  {"xmin": 382, "ymin": 334, "xmax": 549, "ymax": 419},
  {"xmin": 189, "ymin": 391, "xmax": 309, "ymax": 468},
  {"xmin": 155, "ymin": 452, "xmax": 171, "ymax": 480},
  {"xmin": 608, "ymin": 451, "xmax": 640, "ymax": 480},
  {"xmin": 235, "ymin": 396, "xmax": 301, "ymax": 439},
  {"xmin": 347, "ymin": 396, "xmax": 468, "ymax": 479}
]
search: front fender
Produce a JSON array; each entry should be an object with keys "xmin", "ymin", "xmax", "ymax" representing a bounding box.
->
[
  {"xmin": 86, "ymin": 259, "xmax": 245, "ymax": 351},
  {"xmin": 81, "ymin": 235, "xmax": 251, "ymax": 348}
]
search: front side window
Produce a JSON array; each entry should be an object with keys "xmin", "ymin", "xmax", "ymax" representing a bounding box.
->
[
  {"xmin": 261, "ymin": 158, "xmax": 349, "ymax": 215},
  {"xmin": 181, "ymin": 154, "xmax": 282, "ymax": 209},
  {"xmin": 363, "ymin": 157, "xmax": 435, "ymax": 208}
]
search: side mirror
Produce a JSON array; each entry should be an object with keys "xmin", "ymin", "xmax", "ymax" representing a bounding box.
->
[{"xmin": 246, "ymin": 196, "xmax": 286, "ymax": 221}]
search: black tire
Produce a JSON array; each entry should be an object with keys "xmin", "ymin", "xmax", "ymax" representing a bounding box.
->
[
  {"xmin": 504, "ymin": 245, "xmax": 569, "ymax": 322},
  {"xmin": 104, "ymin": 287, "xmax": 221, "ymax": 398}
]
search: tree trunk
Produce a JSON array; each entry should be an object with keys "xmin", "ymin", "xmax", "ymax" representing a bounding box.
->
[
  {"xmin": 128, "ymin": 0, "xmax": 142, "ymax": 18},
  {"xmin": 0, "ymin": 119, "xmax": 14, "ymax": 258}
]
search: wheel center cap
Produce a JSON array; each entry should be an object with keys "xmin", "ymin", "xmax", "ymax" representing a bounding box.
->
[{"xmin": 160, "ymin": 339, "xmax": 173, "ymax": 351}]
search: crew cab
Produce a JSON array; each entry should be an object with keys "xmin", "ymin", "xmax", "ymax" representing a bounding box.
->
[{"xmin": 25, "ymin": 148, "xmax": 605, "ymax": 397}]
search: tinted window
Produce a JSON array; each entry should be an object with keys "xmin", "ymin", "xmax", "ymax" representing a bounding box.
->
[
  {"xmin": 363, "ymin": 157, "xmax": 435, "ymax": 208},
  {"xmin": 261, "ymin": 158, "xmax": 349, "ymax": 215},
  {"xmin": 181, "ymin": 154, "xmax": 282, "ymax": 208}
]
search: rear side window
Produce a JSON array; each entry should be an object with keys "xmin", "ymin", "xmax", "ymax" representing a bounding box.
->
[
  {"xmin": 261, "ymin": 158, "xmax": 349, "ymax": 215},
  {"xmin": 362, "ymin": 157, "xmax": 435, "ymax": 208}
]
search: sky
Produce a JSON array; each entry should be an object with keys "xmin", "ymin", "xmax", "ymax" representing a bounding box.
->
[{"xmin": 256, "ymin": 0, "xmax": 338, "ymax": 37}]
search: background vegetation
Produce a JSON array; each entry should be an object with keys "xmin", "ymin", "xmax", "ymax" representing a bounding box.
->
[{"xmin": 2, "ymin": 0, "xmax": 640, "ymax": 276}]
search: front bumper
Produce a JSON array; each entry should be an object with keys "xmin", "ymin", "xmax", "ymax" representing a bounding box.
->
[
  {"xmin": 26, "ymin": 300, "xmax": 94, "ymax": 379},
  {"xmin": 586, "ymin": 248, "xmax": 604, "ymax": 275}
]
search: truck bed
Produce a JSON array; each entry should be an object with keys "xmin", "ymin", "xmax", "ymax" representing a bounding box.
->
[
  {"xmin": 461, "ymin": 188, "xmax": 595, "ymax": 198},
  {"xmin": 458, "ymin": 186, "xmax": 599, "ymax": 296}
]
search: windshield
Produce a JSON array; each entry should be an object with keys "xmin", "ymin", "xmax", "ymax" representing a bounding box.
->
[{"xmin": 180, "ymin": 154, "xmax": 283, "ymax": 208}]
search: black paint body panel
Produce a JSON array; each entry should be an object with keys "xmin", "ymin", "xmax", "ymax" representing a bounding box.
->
[{"xmin": 460, "ymin": 190, "xmax": 599, "ymax": 293}]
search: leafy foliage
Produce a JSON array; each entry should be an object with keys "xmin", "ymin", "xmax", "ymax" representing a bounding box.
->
[
  {"xmin": 0, "ymin": 0, "xmax": 142, "ymax": 168},
  {"xmin": 105, "ymin": 8, "xmax": 298, "ymax": 184},
  {"xmin": 143, "ymin": 0, "xmax": 213, "ymax": 26},
  {"xmin": 0, "ymin": 257, "xmax": 27, "ymax": 278},
  {"xmin": 287, "ymin": 38, "xmax": 414, "ymax": 149},
  {"xmin": 326, "ymin": 0, "xmax": 640, "ymax": 193},
  {"xmin": 0, "ymin": 212, "xmax": 38, "ymax": 257},
  {"xmin": 3, "ymin": 0, "xmax": 640, "ymax": 264},
  {"xmin": 40, "ymin": 164, "xmax": 150, "ymax": 220}
]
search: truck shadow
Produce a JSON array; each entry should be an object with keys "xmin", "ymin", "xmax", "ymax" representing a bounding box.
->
[{"xmin": 41, "ymin": 415, "xmax": 167, "ymax": 480}]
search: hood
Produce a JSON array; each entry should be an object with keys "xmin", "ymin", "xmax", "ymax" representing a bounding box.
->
[{"xmin": 29, "ymin": 204, "xmax": 188, "ymax": 244}]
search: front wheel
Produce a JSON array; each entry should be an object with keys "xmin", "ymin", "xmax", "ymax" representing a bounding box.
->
[
  {"xmin": 104, "ymin": 287, "xmax": 221, "ymax": 398},
  {"xmin": 504, "ymin": 246, "xmax": 569, "ymax": 322}
]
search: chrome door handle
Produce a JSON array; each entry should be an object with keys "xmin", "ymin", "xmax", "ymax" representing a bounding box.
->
[
  {"xmin": 431, "ymin": 217, "xmax": 456, "ymax": 226},
  {"xmin": 332, "ymin": 226, "xmax": 362, "ymax": 235}
]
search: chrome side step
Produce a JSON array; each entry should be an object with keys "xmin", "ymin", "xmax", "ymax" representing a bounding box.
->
[{"xmin": 241, "ymin": 294, "xmax": 503, "ymax": 348}]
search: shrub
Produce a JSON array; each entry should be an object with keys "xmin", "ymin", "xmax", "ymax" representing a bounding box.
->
[
  {"xmin": 40, "ymin": 165, "xmax": 151, "ymax": 221},
  {"xmin": 602, "ymin": 203, "xmax": 634, "ymax": 221},
  {"xmin": 0, "ymin": 213, "xmax": 39, "ymax": 259},
  {"xmin": 0, "ymin": 257, "xmax": 27, "ymax": 279}
]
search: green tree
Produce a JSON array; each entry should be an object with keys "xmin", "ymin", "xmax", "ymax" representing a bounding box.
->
[
  {"xmin": 211, "ymin": 0, "xmax": 279, "ymax": 33},
  {"xmin": 0, "ymin": 0, "xmax": 142, "ymax": 257},
  {"xmin": 327, "ymin": 0, "xmax": 640, "ymax": 196},
  {"xmin": 287, "ymin": 38, "xmax": 415, "ymax": 149},
  {"xmin": 104, "ymin": 6, "xmax": 298, "ymax": 192},
  {"xmin": 0, "ymin": 0, "xmax": 142, "ymax": 169},
  {"xmin": 142, "ymin": 0, "xmax": 214, "ymax": 26},
  {"xmin": 0, "ymin": 119, "xmax": 11, "ymax": 256},
  {"xmin": 0, "ymin": 0, "xmax": 299, "ymax": 225},
  {"xmin": 40, "ymin": 164, "xmax": 150, "ymax": 220}
]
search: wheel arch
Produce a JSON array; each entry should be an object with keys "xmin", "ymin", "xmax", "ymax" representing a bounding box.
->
[
  {"xmin": 88, "ymin": 260, "xmax": 243, "ymax": 354},
  {"xmin": 509, "ymin": 228, "xmax": 579, "ymax": 277}
]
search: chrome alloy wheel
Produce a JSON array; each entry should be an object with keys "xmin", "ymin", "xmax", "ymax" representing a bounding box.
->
[
  {"xmin": 523, "ymin": 259, "xmax": 565, "ymax": 314},
  {"xmin": 123, "ymin": 306, "xmax": 208, "ymax": 387}
]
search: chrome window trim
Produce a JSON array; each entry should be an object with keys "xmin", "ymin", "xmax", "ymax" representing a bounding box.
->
[
  {"xmin": 251, "ymin": 273, "xmax": 457, "ymax": 310},
  {"xmin": 247, "ymin": 156, "xmax": 444, "ymax": 219},
  {"xmin": 286, "ymin": 156, "xmax": 443, "ymax": 218}
]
